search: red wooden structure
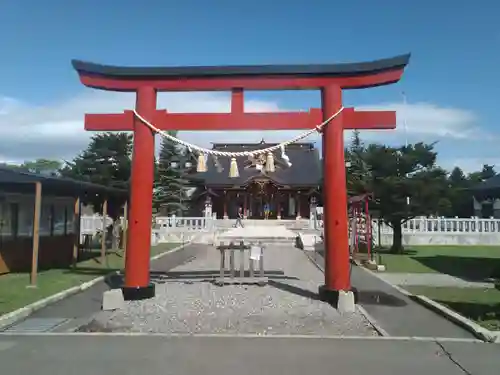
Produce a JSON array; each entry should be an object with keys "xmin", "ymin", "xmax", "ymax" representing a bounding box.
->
[
  {"xmin": 348, "ymin": 193, "xmax": 373, "ymax": 261},
  {"xmin": 72, "ymin": 55, "xmax": 410, "ymax": 304}
]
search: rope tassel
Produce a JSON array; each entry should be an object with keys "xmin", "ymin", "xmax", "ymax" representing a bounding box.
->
[
  {"xmin": 281, "ymin": 145, "xmax": 292, "ymax": 167},
  {"xmin": 197, "ymin": 153, "xmax": 207, "ymax": 172},
  {"xmin": 229, "ymin": 157, "xmax": 239, "ymax": 178},
  {"xmin": 265, "ymin": 152, "xmax": 275, "ymax": 172}
]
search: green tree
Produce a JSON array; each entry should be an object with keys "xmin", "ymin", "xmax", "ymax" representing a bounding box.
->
[
  {"xmin": 345, "ymin": 130, "xmax": 371, "ymax": 194},
  {"xmin": 154, "ymin": 133, "xmax": 189, "ymax": 216},
  {"xmin": 60, "ymin": 132, "xmax": 132, "ymax": 189},
  {"xmin": 446, "ymin": 166, "xmax": 473, "ymax": 217},
  {"xmin": 0, "ymin": 159, "xmax": 62, "ymax": 175},
  {"xmin": 59, "ymin": 132, "xmax": 133, "ymax": 216},
  {"xmin": 468, "ymin": 164, "xmax": 496, "ymax": 184},
  {"xmin": 364, "ymin": 142, "xmax": 448, "ymax": 253}
]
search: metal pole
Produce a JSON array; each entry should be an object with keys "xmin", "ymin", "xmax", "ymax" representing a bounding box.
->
[
  {"xmin": 402, "ymin": 91, "xmax": 410, "ymax": 206},
  {"xmin": 402, "ymin": 91, "xmax": 408, "ymax": 149}
]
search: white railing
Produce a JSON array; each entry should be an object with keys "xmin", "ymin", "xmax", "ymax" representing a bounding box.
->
[
  {"xmin": 80, "ymin": 214, "xmax": 216, "ymax": 234},
  {"xmin": 310, "ymin": 216, "xmax": 500, "ymax": 234},
  {"xmin": 80, "ymin": 214, "xmax": 114, "ymax": 235},
  {"xmin": 310, "ymin": 215, "xmax": 500, "ymax": 246},
  {"xmin": 373, "ymin": 217, "xmax": 500, "ymax": 234},
  {"xmin": 154, "ymin": 215, "xmax": 215, "ymax": 232}
]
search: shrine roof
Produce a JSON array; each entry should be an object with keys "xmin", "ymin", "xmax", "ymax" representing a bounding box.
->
[
  {"xmin": 189, "ymin": 142, "xmax": 321, "ymax": 187},
  {"xmin": 72, "ymin": 54, "xmax": 410, "ymax": 80}
]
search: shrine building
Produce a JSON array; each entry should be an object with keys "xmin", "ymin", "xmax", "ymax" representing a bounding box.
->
[{"xmin": 188, "ymin": 140, "xmax": 322, "ymax": 220}]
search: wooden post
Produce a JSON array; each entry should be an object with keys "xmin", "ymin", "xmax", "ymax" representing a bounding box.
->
[
  {"xmin": 72, "ymin": 197, "xmax": 80, "ymax": 267},
  {"xmin": 296, "ymin": 193, "xmax": 301, "ymax": 219},
  {"xmin": 243, "ymin": 193, "xmax": 247, "ymax": 219},
  {"xmin": 122, "ymin": 201, "xmax": 128, "ymax": 255},
  {"xmin": 101, "ymin": 199, "xmax": 108, "ymax": 265},
  {"xmin": 30, "ymin": 182, "xmax": 42, "ymax": 286},
  {"xmin": 223, "ymin": 191, "xmax": 228, "ymax": 219},
  {"xmin": 276, "ymin": 192, "xmax": 281, "ymax": 220}
]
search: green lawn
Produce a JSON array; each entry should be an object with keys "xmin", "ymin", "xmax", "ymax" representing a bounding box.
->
[
  {"xmin": 406, "ymin": 285, "xmax": 500, "ymax": 331},
  {"xmin": 0, "ymin": 243, "xmax": 180, "ymax": 316},
  {"xmin": 378, "ymin": 245, "xmax": 500, "ymax": 331},
  {"xmin": 378, "ymin": 246, "xmax": 500, "ymax": 280}
]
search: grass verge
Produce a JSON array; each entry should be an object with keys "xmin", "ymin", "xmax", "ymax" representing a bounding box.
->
[
  {"xmin": 0, "ymin": 243, "xmax": 180, "ymax": 316},
  {"xmin": 378, "ymin": 245, "xmax": 500, "ymax": 281},
  {"xmin": 406, "ymin": 285, "xmax": 500, "ymax": 331}
]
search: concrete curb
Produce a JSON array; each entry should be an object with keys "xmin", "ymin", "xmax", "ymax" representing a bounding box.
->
[
  {"xmin": 0, "ymin": 242, "xmax": 190, "ymax": 331},
  {"xmin": 358, "ymin": 265, "xmax": 500, "ymax": 343},
  {"xmin": 411, "ymin": 294, "xmax": 500, "ymax": 344}
]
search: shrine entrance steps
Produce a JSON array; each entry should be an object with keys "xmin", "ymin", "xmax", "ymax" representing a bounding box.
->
[
  {"xmin": 215, "ymin": 225, "xmax": 298, "ymax": 245},
  {"xmin": 215, "ymin": 219, "xmax": 311, "ymax": 231}
]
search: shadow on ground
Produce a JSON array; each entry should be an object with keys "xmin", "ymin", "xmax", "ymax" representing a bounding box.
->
[
  {"xmin": 356, "ymin": 290, "xmax": 408, "ymax": 307},
  {"xmin": 413, "ymin": 256, "xmax": 500, "ymax": 282},
  {"xmin": 267, "ymin": 280, "xmax": 321, "ymax": 301}
]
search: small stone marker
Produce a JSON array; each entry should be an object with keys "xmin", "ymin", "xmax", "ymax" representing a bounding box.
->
[
  {"xmin": 102, "ymin": 289, "xmax": 125, "ymax": 311},
  {"xmin": 337, "ymin": 291, "xmax": 356, "ymax": 314}
]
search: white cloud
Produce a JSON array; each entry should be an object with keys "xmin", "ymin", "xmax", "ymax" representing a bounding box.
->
[
  {"xmin": 0, "ymin": 90, "xmax": 488, "ymax": 165},
  {"xmin": 354, "ymin": 102, "xmax": 484, "ymax": 144}
]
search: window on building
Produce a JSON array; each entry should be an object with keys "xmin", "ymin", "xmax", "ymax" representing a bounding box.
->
[
  {"xmin": 18, "ymin": 199, "xmax": 34, "ymax": 237},
  {"xmin": 40, "ymin": 202, "xmax": 52, "ymax": 236},
  {"xmin": 65, "ymin": 202, "xmax": 75, "ymax": 234},
  {"xmin": 53, "ymin": 203, "xmax": 66, "ymax": 235},
  {"xmin": 9, "ymin": 203, "xmax": 19, "ymax": 239}
]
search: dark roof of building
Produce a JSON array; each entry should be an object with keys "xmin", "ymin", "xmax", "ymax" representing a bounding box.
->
[
  {"xmin": 0, "ymin": 167, "xmax": 128, "ymax": 198},
  {"xmin": 471, "ymin": 174, "xmax": 500, "ymax": 199},
  {"xmin": 189, "ymin": 141, "xmax": 321, "ymax": 187},
  {"xmin": 72, "ymin": 54, "xmax": 410, "ymax": 80}
]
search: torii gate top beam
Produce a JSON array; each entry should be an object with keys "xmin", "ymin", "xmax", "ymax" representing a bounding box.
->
[{"xmin": 72, "ymin": 54, "xmax": 410, "ymax": 92}]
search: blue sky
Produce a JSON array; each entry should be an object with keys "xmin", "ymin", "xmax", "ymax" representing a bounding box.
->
[{"xmin": 0, "ymin": 0, "xmax": 499, "ymax": 172}]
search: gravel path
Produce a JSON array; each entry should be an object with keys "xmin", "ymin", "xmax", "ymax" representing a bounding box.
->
[{"xmin": 93, "ymin": 244, "xmax": 378, "ymax": 336}]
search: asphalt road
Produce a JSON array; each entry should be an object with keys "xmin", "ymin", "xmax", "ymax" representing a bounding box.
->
[
  {"xmin": 0, "ymin": 335, "xmax": 497, "ymax": 375},
  {"xmin": 308, "ymin": 250, "xmax": 476, "ymax": 339}
]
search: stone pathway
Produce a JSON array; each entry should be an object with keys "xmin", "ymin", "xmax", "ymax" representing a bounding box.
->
[
  {"xmin": 93, "ymin": 244, "xmax": 378, "ymax": 336},
  {"xmin": 378, "ymin": 272, "xmax": 495, "ymax": 288}
]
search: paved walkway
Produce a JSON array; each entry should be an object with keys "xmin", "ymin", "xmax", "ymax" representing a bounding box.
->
[
  {"xmin": 0, "ymin": 335, "xmax": 497, "ymax": 375},
  {"xmin": 2, "ymin": 242, "xmax": 478, "ymax": 340},
  {"xmin": 307, "ymin": 251, "xmax": 476, "ymax": 339},
  {"xmin": 93, "ymin": 244, "xmax": 377, "ymax": 336},
  {"xmin": 377, "ymin": 273, "xmax": 495, "ymax": 288}
]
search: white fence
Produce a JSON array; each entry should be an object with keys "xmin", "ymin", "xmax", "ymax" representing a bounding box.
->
[
  {"xmin": 154, "ymin": 215, "xmax": 215, "ymax": 231},
  {"xmin": 80, "ymin": 215, "xmax": 114, "ymax": 235},
  {"xmin": 81, "ymin": 214, "xmax": 216, "ymax": 234},
  {"xmin": 80, "ymin": 214, "xmax": 217, "ymax": 245},
  {"xmin": 310, "ymin": 216, "xmax": 500, "ymax": 246}
]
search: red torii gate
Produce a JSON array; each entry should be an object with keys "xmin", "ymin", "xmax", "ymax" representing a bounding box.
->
[{"xmin": 72, "ymin": 54, "xmax": 410, "ymax": 307}]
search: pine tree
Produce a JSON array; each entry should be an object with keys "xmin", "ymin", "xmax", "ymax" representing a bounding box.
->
[
  {"xmin": 59, "ymin": 132, "xmax": 133, "ymax": 217},
  {"xmin": 60, "ymin": 132, "xmax": 132, "ymax": 190},
  {"xmin": 154, "ymin": 132, "xmax": 189, "ymax": 216},
  {"xmin": 346, "ymin": 130, "xmax": 370, "ymax": 194}
]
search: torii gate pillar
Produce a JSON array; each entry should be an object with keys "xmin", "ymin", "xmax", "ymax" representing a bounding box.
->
[
  {"xmin": 72, "ymin": 54, "xmax": 410, "ymax": 307},
  {"xmin": 321, "ymin": 86, "xmax": 351, "ymax": 298}
]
